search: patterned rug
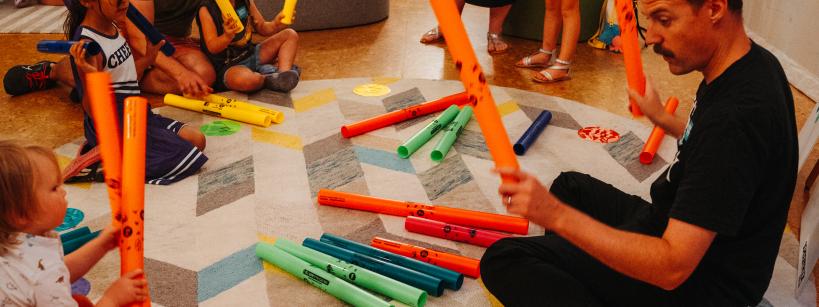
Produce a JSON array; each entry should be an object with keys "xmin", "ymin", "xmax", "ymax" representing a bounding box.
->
[
  {"xmin": 0, "ymin": 3, "xmax": 67, "ymax": 34},
  {"xmin": 55, "ymin": 78, "xmax": 814, "ymax": 306}
]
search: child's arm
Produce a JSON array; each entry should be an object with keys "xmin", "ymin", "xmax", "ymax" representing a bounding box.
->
[
  {"xmin": 64, "ymin": 225, "xmax": 118, "ymax": 283},
  {"xmin": 69, "ymin": 40, "xmax": 104, "ymax": 115},
  {"xmin": 133, "ymin": 39, "xmax": 165, "ymax": 80},
  {"xmin": 198, "ymin": 6, "xmax": 242, "ymax": 54},
  {"xmin": 248, "ymin": 0, "xmax": 289, "ymax": 36}
]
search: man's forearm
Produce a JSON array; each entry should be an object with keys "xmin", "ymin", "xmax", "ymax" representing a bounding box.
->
[
  {"xmin": 547, "ymin": 204, "xmax": 688, "ymax": 290},
  {"xmin": 652, "ymin": 111, "xmax": 687, "ymax": 139}
]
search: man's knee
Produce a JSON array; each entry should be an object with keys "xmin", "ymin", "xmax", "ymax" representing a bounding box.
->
[
  {"xmin": 480, "ymin": 238, "xmax": 522, "ymax": 287},
  {"xmin": 189, "ymin": 61, "xmax": 216, "ymax": 86}
]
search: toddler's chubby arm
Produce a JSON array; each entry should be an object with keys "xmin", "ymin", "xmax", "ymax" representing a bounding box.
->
[
  {"xmin": 64, "ymin": 224, "xmax": 118, "ymax": 283},
  {"xmin": 198, "ymin": 6, "xmax": 242, "ymax": 54},
  {"xmin": 248, "ymin": 0, "xmax": 291, "ymax": 36}
]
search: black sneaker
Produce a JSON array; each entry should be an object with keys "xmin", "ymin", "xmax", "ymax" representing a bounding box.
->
[
  {"xmin": 264, "ymin": 70, "xmax": 300, "ymax": 92},
  {"xmin": 3, "ymin": 61, "xmax": 56, "ymax": 96}
]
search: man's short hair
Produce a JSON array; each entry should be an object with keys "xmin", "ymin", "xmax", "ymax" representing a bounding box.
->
[{"xmin": 687, "ymin": 0, "xmax": 743, "ymax": 13}]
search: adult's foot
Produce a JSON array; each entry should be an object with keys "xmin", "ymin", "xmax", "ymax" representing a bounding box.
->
[{"xmin": 420, "ymin": 27, "xmax": 443, "ymax": 44}]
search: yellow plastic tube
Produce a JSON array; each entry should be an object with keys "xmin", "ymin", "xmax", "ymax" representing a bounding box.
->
[
  {"xmin": 282, "ymin": 0, "xmax": 297, "ymax": 25},
  {"xmin": 164, "ymin": 94, "xmax": 272, "ymax": 127},
  {"xmin": 214, "ymin": 0, "xmax": 244, "ymax": 33},
  {"xmin": 204, "ymin": 94, "xmax": 284, "ymax": 124}
]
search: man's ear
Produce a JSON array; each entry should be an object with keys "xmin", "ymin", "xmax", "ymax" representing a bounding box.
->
[{"xmin": 707, "ymin": 0, "xmax": 728, "ymax": 24}]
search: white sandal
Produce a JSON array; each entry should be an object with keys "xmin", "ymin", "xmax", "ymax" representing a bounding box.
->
[
  {"xmin": 487, "ymin": 32, "xmax": 509, "ymax": 54},
  {"xmin": 515, "ymin": 48, "xmax": 557, "ymax": 68},
  {"xmin": 533, "ymin": 59, "xmax": 571, "ymax": 83}
]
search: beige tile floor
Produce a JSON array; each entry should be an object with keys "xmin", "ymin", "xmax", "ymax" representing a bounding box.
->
[{"xmin": 1, "ymin": 0, "xmax": 817, "ymax": 300}]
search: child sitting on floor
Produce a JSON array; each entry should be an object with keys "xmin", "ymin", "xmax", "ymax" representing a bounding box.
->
[
  {"xmin": 62, "ymin": 0, "xmax": 208, "ymax": 185},
  {"xmin": 0, "ymin": 140, "xmax": 148, "ymax": 306},
  {"xmin": 196, "ymin": 0, "xmax": 300, "ymax": 93}
]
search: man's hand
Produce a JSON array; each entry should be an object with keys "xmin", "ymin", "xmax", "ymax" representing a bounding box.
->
[
  {"xmin": 175, "ymin": 70, "xmax": 213, "ymax": 98},
  {"xmin": 70, "ymin": 41, "xmax": 98, "ymax": 74},
  {"xmin": 627, "ymin": 77, "xmax": 664, "ymax": 121},
  {"xmin": 495, "ymin": 168, "xmax": 564, "ymax": 228}
]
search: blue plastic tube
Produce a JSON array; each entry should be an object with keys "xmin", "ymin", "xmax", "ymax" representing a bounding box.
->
[
  {"xmin": 126, "ymin": 4, "xmax": 175, "ymax": 56},
  {"xmin": 303, "ymin": 238, "xmax": 445, "ymax": 296},
  {"xmin": 320, "ymin": 233, "xmax": 463, "ymax": 290},
  {"xmin": 37, "ymin": 40, "xmax": 102, "ymax": 56},
  {"xmin": 513, "ymin": 110, "xmax": 552, "ymax": 155}
]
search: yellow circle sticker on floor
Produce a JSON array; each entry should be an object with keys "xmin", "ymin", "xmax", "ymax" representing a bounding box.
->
[{"xmin": 353, "ymin": 83, "xmax": 391, "ymax": 97}]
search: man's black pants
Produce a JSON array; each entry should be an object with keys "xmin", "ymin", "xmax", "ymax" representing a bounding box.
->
[{"xmin": 480, "ymin": 171, "xmax": 674, "ymax": 307}]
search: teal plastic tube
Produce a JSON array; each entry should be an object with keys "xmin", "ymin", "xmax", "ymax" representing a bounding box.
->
[
  {"xmin": 62, "ymin": 230, "xmax": 100, "ymax": 255},
  {"xmin": 430, "ymin": 106, "xmax": 473, "ymax": 161},
  {"xmin": 303, "ymin": 238, "xmax": 445, "ymax": 296},
  {"xmin": 274, "ymin": 239, "xmax": 427, "ymax": 307},
  {"xmin": 398, "ymin": 105, "xmax": 461, "ymax": 158},
  {"xmin": 255, "ymin": 243, "xmax": 393, "ymax": 307},
  {"xmin": 60, "ymin": 226, "xmax": 90, "ymax": 243},
  {"xmin": 320, "ymin": 233, "xmax": 463, "ymax": 290}
]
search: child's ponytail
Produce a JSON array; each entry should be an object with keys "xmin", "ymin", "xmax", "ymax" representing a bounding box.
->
[{"xmin": 63, "ymin": 0, "xmax": 86, "ymax": 40}]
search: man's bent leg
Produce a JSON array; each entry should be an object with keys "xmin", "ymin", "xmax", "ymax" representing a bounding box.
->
[
  {"xmin": 549, "ymin": 171, "xmax": 656, "ymax": 228},
  {"xmin": 141, "ymin": 45, "xmax": 215, "ymax": 95}
]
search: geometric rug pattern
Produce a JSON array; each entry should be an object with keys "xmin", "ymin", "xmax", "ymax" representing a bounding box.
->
[{"xmin": 54, "ymin": 78, "xmax": 806, "ymax": 306}]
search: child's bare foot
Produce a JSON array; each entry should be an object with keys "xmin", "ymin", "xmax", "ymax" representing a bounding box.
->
[{"xmin": 98, "ymin": 270, "xmax": 148, "ymax": 306}]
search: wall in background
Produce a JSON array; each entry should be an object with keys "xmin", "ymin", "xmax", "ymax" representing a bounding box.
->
[{"xmin": 743, "ymin": 0, "xmax": 819, "ymax": 102}]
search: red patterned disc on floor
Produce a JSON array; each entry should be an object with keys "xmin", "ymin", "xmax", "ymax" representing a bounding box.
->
[{"xmin": 578, "ymin": 126, "xmax": 621, "ymax": 143}]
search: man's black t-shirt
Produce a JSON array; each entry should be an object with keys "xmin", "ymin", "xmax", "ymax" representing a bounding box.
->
[{"xmin": 649, "ymin": 42, "xmax": 797, "ymax": 306}]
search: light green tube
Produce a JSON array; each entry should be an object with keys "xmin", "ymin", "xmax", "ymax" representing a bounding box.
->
[
  {"xmin": 256, "ymin": 243, "xmax": 393, "ymax": 307},
  {"xmin": 397, "ymin": 105, "xmax": 461, "ymax": 159},
  {"xmin": 274, "ymin": 239, "xmax": 427, "ymax": 307},
  {"xmin": 431, "ymin": 106, "xmax": 473, "ymax": 161}
]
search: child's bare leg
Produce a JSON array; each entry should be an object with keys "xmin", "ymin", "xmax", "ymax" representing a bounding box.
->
[
  {"xmin": 257, "ymin": 29, "xmax": 299, "ymax": 71},
  {"xmin": 178, "ymin": 126, "xmax": 206, "ymax": 151},
  {"xmin": 224, "ymin": 66, "xmax": 265, "ymax": 92}
]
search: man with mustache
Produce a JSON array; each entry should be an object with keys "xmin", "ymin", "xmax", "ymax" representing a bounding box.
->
[{"xmin": 480, "ymin": 0, "xmax": 798, "ymax": 306}]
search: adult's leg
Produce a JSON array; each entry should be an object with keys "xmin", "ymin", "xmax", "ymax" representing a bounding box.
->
[
  {"xmin": 536, "ymin": 0, "xmax": 580, "ymax": 80},
  {"xmin": 481, "ymin": 235, "xmax": 671, "ymax": 306},
  {"xmin": 514, "ymin": 0, "xmax": 562, "ymax": 66},
  {"xmin": 420, "ymin": 0, "xmax": 467, "ymax": 43},
  {"xmin": 141, "ymin": 46, "xmax": 216, "ymax": 95},
  {"xmin": 256, "ymin": 29, "xmax": 299, "ymax": 72}
]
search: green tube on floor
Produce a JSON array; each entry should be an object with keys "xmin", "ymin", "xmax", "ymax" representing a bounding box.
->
[
  {"xmin": 62, "ymin": 230, "xmax": 100, "ymax": 255},
  {"xmin": 397, "ymin": 105, "xmax": 461, "ymax": 159},
  {"xmin": 255, "ymin": 243, "xmax": 393, "ymax": 307},
  {"xmin": 431, "ymin": 106, "xmax": 473, "ymax": 161},
  {"xmin": 274, "ymin": 239, "xmax": 427, "ymax": 307}
]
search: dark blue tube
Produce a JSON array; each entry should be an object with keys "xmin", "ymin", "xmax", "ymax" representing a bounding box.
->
[
  {"xmin": 126, "ymin": 4, "xmax": 175, "ymax": 56},
  {"xmin": 62, "ymin": 230, "xmax": 100, "ymax": 255},
  {"xmin": 320, "ymin": 233, "xmax": 463, "ymax": 290},
  {"xmin": 37, "ymin": 40, "xmax": 102, "ymax": 56},
  {"xmin": 303, "ymin": 238, "xmax": 445, "ymax": 296},
  {"xmin": 59, "ymin": 226, "xmax": 90, "ymax": 242},
  {"xmin": 514, "ymin": 110, "xmax": 552, "ymax": 156}
]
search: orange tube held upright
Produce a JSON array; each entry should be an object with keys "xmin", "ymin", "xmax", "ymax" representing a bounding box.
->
[
  {"xmin": 371, "ymin": 237, "xmax": 480, "ymax": 278},
  {"xmin": 639, "ymin": 97, "xmax": 679, "ymax": 164},
  {"xmin": 614, "ymin": 0, "xmax": 645, "ymax": 117},
  {"xmin": 317, "ymin": 189, "xmax": 529, "ymax": 234},
  {"xmin": 430, "ymin": 0, "xmax": 519, "ymax": 184},
  {"xmin": 85, "ymin": 72, "xmax": 123, "ymax": 227},
  {"xmin": 121, "ymin": 97, "xmax": 150, "ymax": 307},
  {"xmin": 340, "ymin": 92, "xmax": 469, "ymax": 138}
]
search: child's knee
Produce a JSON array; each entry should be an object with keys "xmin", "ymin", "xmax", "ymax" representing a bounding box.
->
[
  {"xmin": 180, "ymin": 126, "xmax": 206, "ymax": 151},
  {"xmin": 282, "ymin": 28, "xmax": 298, "ymax": 42}
]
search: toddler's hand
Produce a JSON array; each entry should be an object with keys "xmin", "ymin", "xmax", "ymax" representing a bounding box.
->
[
  {"xmin": 98, "ymin": 224, "xmax": 120, "ymax": 251},
  {"xmin": 102, "ymin": 270, "xmax": 148, "ymax": 305},
  {"xmin": 144, "ymin": 39, "xmax": 165, "ymax": 64}
]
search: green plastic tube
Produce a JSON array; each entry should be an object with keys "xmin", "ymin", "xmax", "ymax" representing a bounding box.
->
[
  {"xmin": 62, "ymin": 230, "xmax": 100, "ymax": 255},
  {"xmin": 255, "ymin": 243, "xmax": 393, "ymax": 307},
  {"xmin": 397, "ymin": 105, "xmax": 461, "ymax": 159},
  {"xmin": 274, "ymin": 239, "xmax": 427, "ymax": 307},
  {"xmin": 430, "ymin": 106, "xmax": 473, "ymax": 161}
]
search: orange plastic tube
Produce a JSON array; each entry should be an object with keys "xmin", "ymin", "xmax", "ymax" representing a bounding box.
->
[
  {"xmin": 85, "ymin": 72, "xmax": 122, "ymax": 227},
  {"xmin": 430, "ymin": 0, "xmax": 519, "ymax": 184},
  {"xmin": 340, "ymin": 92, "xmax": 469, "ymax": 138},
  {"xmin": 371, "ymin": 237, "xmax": 480, "ymax": 278},
  {"xmin": 639, "ymin": 97, "xmax": 679, "ymax": 165},
  {"xmin": 614, "ymin": 0, "xmax": 645, "ymax": 117},
  {"xmin": 121, "ymin": 97, "xmax": 150, "ymax": 307},
  {"xmin": 317, "ymin": 189, "xmax": 529, "ymax": 234}
]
